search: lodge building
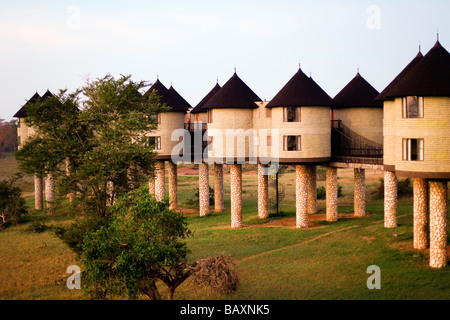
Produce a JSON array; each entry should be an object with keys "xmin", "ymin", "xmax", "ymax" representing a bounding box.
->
[{"xmin": 14, "ymin": 40, "xmax": 449, "ymax": 268}]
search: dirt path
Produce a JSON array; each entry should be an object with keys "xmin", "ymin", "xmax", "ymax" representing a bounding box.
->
[{"xmin": 237, "ymin": 225, "xmax": 361, "ymax": 263}]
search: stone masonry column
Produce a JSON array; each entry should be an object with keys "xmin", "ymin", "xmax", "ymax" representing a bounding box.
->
[
  {"xmin": 167, "ymin": 161, "xmax": 178, "ymax": 210},
  {"xmin": 354, "ymin": 168, "xmax": 366, "ymax": 217},
  {"xmin": 155, "ymin": 161, "xmax": 165, "ymax": 202},
  {"xmin": 214, "ymin": 163, "xmax": 224, "ymax": 212},
  {"xmin": 258, "ymin": 163, "xmax": 269, "ymax": 219},
  {"xmin": 326, "ymin": 167, "xmax": 338, "ymax": 222},
  {"xmin": 199, "ymin": 163, "xmax": 210, "ymax": 217},
  {"xmin": 45, "ymin": 174, "xmax": 55, "ymax": 214},
  {"xmin": 34, "ymin": 175, "xmax": 43, "ymax": 210},
  {"xmin": 296, "ymin": 165, "xmax": 309, "ymax": 228},
  {"xmin": 307, "ymin": 165, "xmax": 317, "ymax": 215},
  {"xmin": 429, "ymin": 180, "xmax": 448, "ymax": 268},
  {"xmin": 384, "ymin": 170, "xmax": 398, "ymax": 228},
  {"xmin": 230, "ymin": 164, "xmax": 243, "ymax": 228},
  {"xmin": 413, "ymin": 178, "xmax": 428, "ymax": 250}
]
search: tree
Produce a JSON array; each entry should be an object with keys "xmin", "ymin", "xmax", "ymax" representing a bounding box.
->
[
  {"xmin": 0, "ymin": 119, "xmax": 18, "ymax": 158},
  {"xmin": 81, "ymin": 186, "xmax": 239, "ymax": 300},
  {"xmin": 15, "ymin": 74, "xmax": 167, "ymax": 216},
  {"xmin": 0, "ymin": 174, "xmax": 27, "ymax": 229}
]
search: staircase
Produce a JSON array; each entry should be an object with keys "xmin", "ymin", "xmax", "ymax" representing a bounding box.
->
[
  {"xmin": 331, "ymin": 120, "xmax": 383, "ymax": 164},
  {"xmin": 268, "ymin": 167, "xmax": 286, "ymax": 214}
]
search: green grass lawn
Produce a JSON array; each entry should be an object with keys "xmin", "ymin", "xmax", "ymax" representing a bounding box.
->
[{"xmin": 0, "ymin": 156, "xmax": 449, "ymax": 300}]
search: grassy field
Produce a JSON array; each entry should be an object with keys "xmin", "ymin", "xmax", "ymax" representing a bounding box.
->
[{"xmin": 0, "ymin": 155, "xmax": 449, "ymax": 300}]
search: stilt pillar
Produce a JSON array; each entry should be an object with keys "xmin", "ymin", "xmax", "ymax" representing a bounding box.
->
[
  {"xmin": 45, "ymin": 174, "xmax": 55, "ymax": 214},
  {"xmin": 155, "ymin": 161, "xmax": 165, "ymax": 202},
  {"xmin": 326, "ymin": 167, "xmax": 338, "ymax": 222},
  {"xmin": 148, "ymin": 177, "xmax": 155, "ymax": 196},
  {"xmin": 307, "ymin": 165, "xmax": 317, "ymax": 215},
  {"xmin": 413, "ymin": 178, "xmax": 428, "ymax": 250},
  {"xmin": 199, "ymin": 163, "xmax": 210, "ymax": 217},
  {"xmin": 214, "ymin": 163, "xmax": 224, "ymax": 212},
  {"xmin": 296, "ymin": 165, "xmax": 309, "ymax": 228},
  {"xmin": 230, "ymin": 164, "xmax": 242, "ymax": 228},
  {"xmin": 34, "ymin": 175, "xmax": 43, "ymax": 210},
  {"xmin": 168, "ymin": 161, "xmax": 178, "ymax": 210},
  {"xmin": 354, "ymin": 168, "xmax": 366, "ymax": 217},
  {"xmin": 258, "ymin": 163, "xmax": 269, "ymax": 219},
  {"xmin": 384, "ymin": 170, "xmax": 398, "ymax": 228},
  {"xmin": 429, "ymin": 180, "xmax": 448, "ymax": 268}
]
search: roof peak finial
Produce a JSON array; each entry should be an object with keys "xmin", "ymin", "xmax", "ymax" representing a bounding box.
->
[
  {"xmin": 437, "ymin": 28, "xmax": 439, "ymax": 42},
  {"xmin": 157, "ymin": 73, "xmax": 159, "ymax": 80}
]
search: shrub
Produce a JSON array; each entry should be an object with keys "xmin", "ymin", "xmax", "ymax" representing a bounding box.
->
[
  {"xmin": 317, "ymin": 185, "xmax": 344, "ymax": 200},
  {"xmin": 0, "ymin": 175, "xmax": 27, "ymax": 229},
  {"xmin": 373, "ymin": 178, "xmax": 413, "ymax": 199}
]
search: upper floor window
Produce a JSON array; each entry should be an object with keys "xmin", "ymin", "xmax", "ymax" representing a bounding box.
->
[
  {"xmin": 403, "ymin": 138, "xmax": 424, "ymax": 161},
  {"xmin": 151, "ymin": 113, "xmax": 162, "ymax": 124},
  {"xmin": 283, "ymin": 107, "xmax": 301, "ymax": 122},
  {"xmin": 402, "ymin": 96, "xmax": 423, "ymax": 118},
  {"xmin": 266, "ymin": 108, "xmax": 272, "ymax": 118},
  {"xmin": 283, "ymin": 135, "xmax": 301, "ymax": 151},
  {"xmin": 149, "ymin": 136, "xmax": 161, "ymax": 151}
]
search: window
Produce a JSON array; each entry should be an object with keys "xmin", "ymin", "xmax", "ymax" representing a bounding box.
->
[
  {"xmin": 266, "ymin": 108, "xmax": 272, "ymax": 118},
  {"xmin": 196, "ymin": 114, "xmax": 200, "ymax": 121},
  {"xmin": 283, "ymin": 107, "xmax": 301, "ymax": 122},
  {"xmin": 149, "ymin": 136, "xmax": 161, "ymax": 151},
  {"xmin": 283, "ymin": 136, "xmax": 301, "ymax": 151},
  {"xmin": 403, "ymin": 139, "xmax": 424, "ymax": 161},
  {"xmin": 208, "ymin": 110, "xmax": 213, "ymax": 123},
  {"xmin": 402, "ymin": 96, "xmax": 424, "ymax": 118}
]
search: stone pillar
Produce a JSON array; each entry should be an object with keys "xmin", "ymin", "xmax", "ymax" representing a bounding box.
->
[
  {"xmin": 384, "ymin": 170, "xmax": 398, "ymax": 228},
  {"xmin": 230, "ymin": 164, "xmax": 242, "ymax": 228},
  {"xmin": 413, "ymin": 178, "xmax": 428, "ymax": 250},
  {"xmin": 155, "ymin": 161, "xmax": 165, "ymax": 202},
  {"xmin": 167, "ymin": 161, "xmax": 178, "ymax": 210},
  {"xmin": 429, "ymin": 180, "xmax": 448, "ymax": 268},
  {"xmin": 296, "ymin": 165, "xmax": 309, "ymax": 228},
  {"xmin": 199, "ymin": 163, "xmax": 210, "ymax": 217},
  {"xmin": 45, "ymin": 174, "xmax": 55, "ymax": 214},
  {"xmin": 354, "ymin": 168, "xmax": 366, "ymax": 217},
  {"xmin": 326, "ymin": 167, "xmax": 338, "ymax": 222},
  {"xmin": 214, "ymin": 163, "xmax": 224, "ymax": 212},
  {"xmin": 307, "ymin": 165, "xmax": 317, "ymax": 215},
  {"xmin": 258, "ymin": 163, "xmax": 269, "ymax": 219},
  {"xmin": 34, "ymin": 175, "xmax": 43, "ymax": 210}
]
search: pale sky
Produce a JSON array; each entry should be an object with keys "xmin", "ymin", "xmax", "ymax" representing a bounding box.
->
[{"xmin": 1, "ymin": 0, "xmax": 449, "ymax": 120}]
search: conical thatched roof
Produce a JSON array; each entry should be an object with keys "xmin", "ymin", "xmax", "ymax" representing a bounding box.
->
[
  {"xmin": 203, "ymin": 73, "xmax": 261, "ymax": 109},
  {"xmin": 145, "ymin": 79, "xmax": 189, "ymax": 112},
  {"xmin": 13, "ymin": 92, "xmax": 41, "ymax": 118},
  {"xmin": 333, "ymin": 72, "xmax": 382, "ymax": 108},
  {"xmin": 266, "ymin": 68, "xmax": 332, "ymax": 108},
  {"xmin": 190, "ymin": 83, "xmax": 221, "ymax": 114}
]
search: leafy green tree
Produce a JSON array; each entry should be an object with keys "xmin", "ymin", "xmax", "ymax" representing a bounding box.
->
[
  {"xmin": 81, "ymin": 187, "xmax": 239, "ymax": 300},
  {"xmin": 0, "ymin": 174, "xmax": 27, "ymax": 229},
  {"xmin": 15, "ymin": 74, "xmax": 167, "ymax": 217}
]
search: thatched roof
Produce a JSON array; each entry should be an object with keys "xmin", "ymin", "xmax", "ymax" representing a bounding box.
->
[
  {"xmin": 203, "ymin": 73, "xmax": 261, "ymax": 109},
  {"xmin": 145, "ymin": 79, "xmax": 189, "ymax": 112},
  {"xmin": 332, "ymin": 72, "xmax": 382, "ymax": 108},
  {"xmin": 13, "ymin": 92, "xmax": 41, "ymax": 118},
  {"xmin": 168, "ymin": 85, "xmax": 192, "ymax": 111},
  {"xmin": 382, "ymin": 41, "xmax": 450, "ymax": 98},
  {"xmin": 266, "ymin": 68, "xmax": 332, "ymax": 108},
  {"xmin": 190, "ymin": 83, "xmax": 221, "ymax": 114},
  {"xmin": 376, "ymin": 51, "xmax": 424, "ymax": 100}
]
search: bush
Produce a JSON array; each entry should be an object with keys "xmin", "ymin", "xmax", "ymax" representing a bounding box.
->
[
  {"xmin": 373, "ymin": 178, "xmax": 413, "ymax": 199},
  {"xmin": 185, "ymin": 186, "xmax": 215, "ymax": 207},
  {"xmin": 0, "ymin": 175, "xmax": 27, "ymax": 229},
  {"xmin": 317, "ymin": 185, "xmax": 344, "ymax": 200}
]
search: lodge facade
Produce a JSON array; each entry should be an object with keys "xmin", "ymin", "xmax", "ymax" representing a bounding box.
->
[{"xmin": 14, "ymin": 41, "xmax": 449, "ymax": 268}]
